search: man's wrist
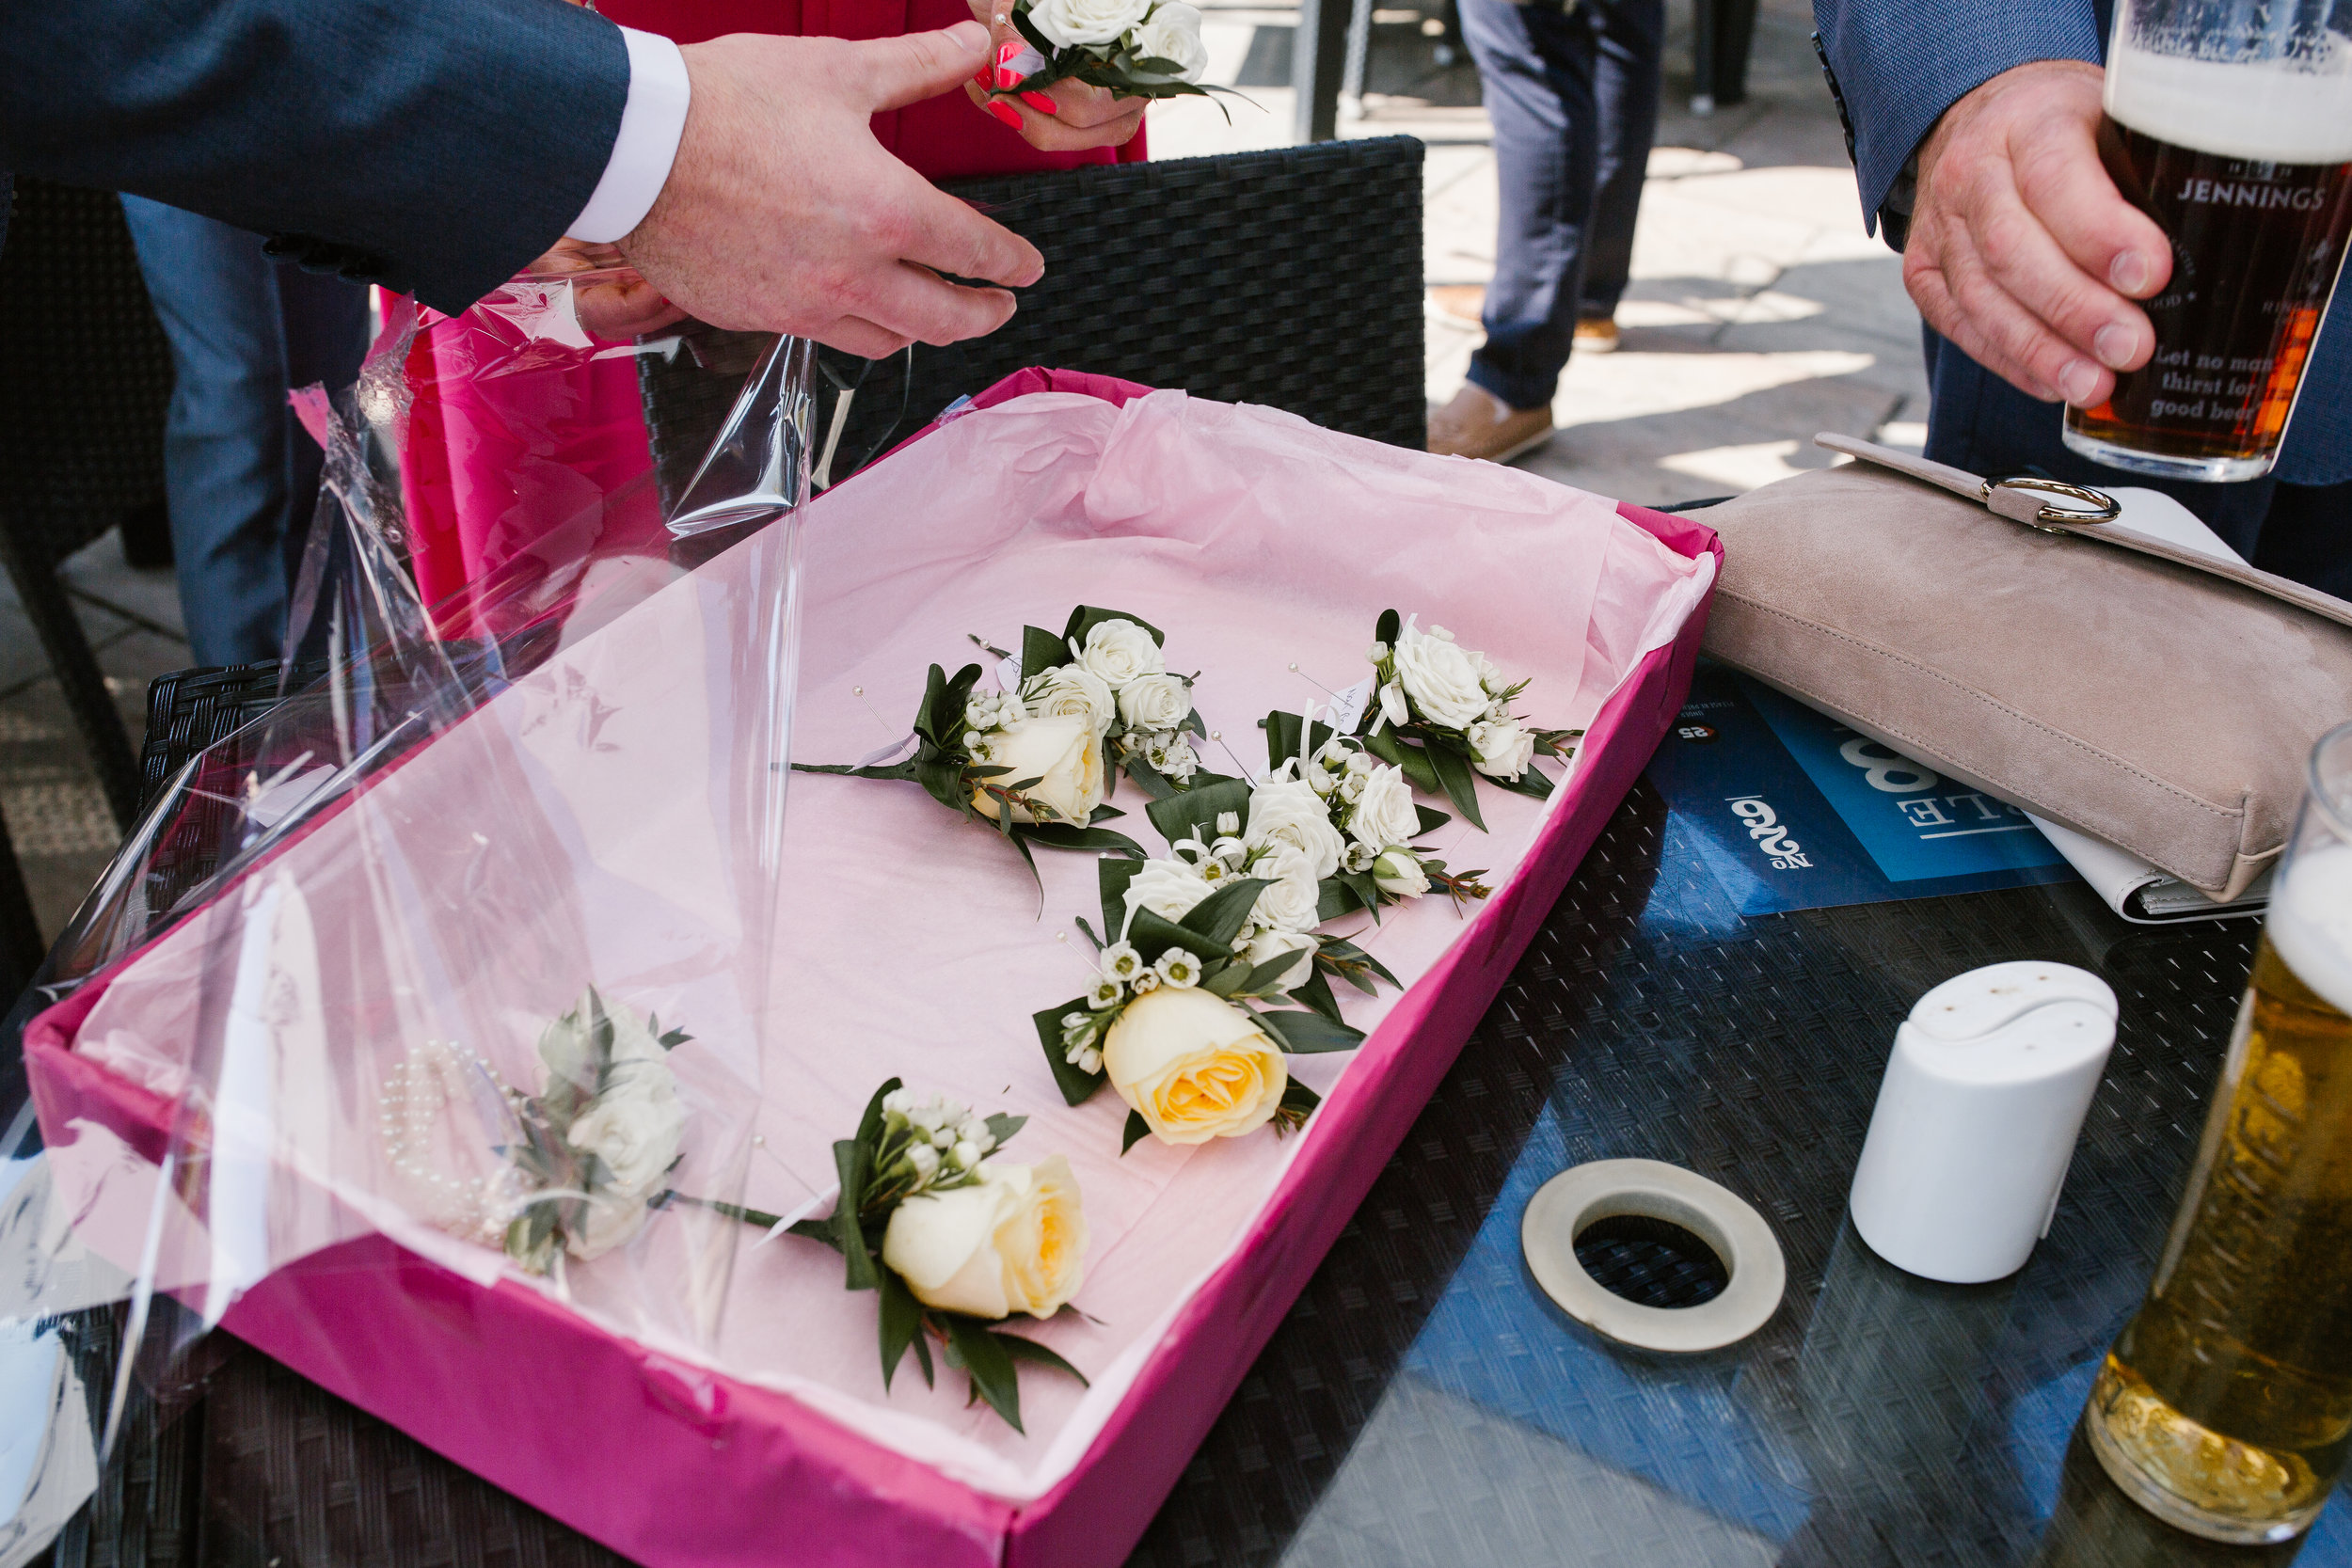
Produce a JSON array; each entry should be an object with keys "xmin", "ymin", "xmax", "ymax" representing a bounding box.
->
[{"xmin": 567, "ymin": 26, "xmax": 691, "ymax": 245}]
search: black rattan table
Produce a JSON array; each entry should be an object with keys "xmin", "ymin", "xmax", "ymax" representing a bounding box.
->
[{"xmin": 27, "ymin": 715, "xmax": 2338, "ymax": 1568}]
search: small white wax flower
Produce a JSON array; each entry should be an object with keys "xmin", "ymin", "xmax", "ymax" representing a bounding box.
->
[
  {"xmin": 910, "ymin": 1142, "xmax": 941, "ymax": 1178},
  {"xmin": 952, "ymin": 1140, "xmax": 980, "ymax": 1169},
  {"xmin": 883, "ymin": 1089, "xmax": 912, "ymax": 1116},
  {"xmin": 1367, "ymin": 641, "xmax": 1389, "ymax": 662},
  {"xmin": 1216, "ymin": 811, "xmax": 1240, "ymax": 836},
  {"xmin": 1310, "ymin": 768, "xmax": 1338, "ymax": 797},
  {"xmin": 932, "ymin": 1126, "xmax": 957, "ymax": 1148},
  {"xmin": 1132, "ymin": 971, "xmax": 1162, "ymax": 993},
  {"xmin": 1154, "ymin": 950, "xmax": 1200, "ymax": 989},
  {"xmin": 1079, "ymin": 1047, "xmax": 1103, "ymax": 1074},
  {"xmin": 1102, "ymin": 941, "xmax": 1144, "ymax": 981},
  {"xmin": 1089, "ymin": 978, "xmax": 1124, "ymax": 1010}
]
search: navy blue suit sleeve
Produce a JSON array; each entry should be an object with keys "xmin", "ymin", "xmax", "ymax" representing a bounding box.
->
[
  {"xmin": 0, "ymin": 0, "xmax": 628, "ymax": 311},
  {"xmin": 1811, "ymin": 0, "xmax": 2105, "ymax": 236}
]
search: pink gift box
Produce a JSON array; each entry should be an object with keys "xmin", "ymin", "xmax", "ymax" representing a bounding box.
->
[{"xmin": 28, "ymin": 370, "xmax": 1718, "ymax": 1567}]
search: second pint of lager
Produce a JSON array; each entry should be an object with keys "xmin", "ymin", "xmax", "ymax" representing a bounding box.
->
[
  {"xmin": 2085, "ymin": 722, "xmax": 2352, "ymax": 1542},
  {"xmin": 2060, "ymin": 0, "xmax": 2352, "ymax": 482}
]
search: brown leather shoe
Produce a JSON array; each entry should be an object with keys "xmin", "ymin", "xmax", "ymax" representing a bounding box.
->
[
  {"xmin": 1427, "ymin": 383, "xmax": 1554, "ymax": 463},
  {"xmin": 1574, "ymin": 316, "xmax": 1620, "ymax": 353}
]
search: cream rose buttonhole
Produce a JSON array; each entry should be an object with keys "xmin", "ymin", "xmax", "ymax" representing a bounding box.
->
[
  {"xmin": 882, "ymin": 1155, "xmax": 1088, "ymax": 1320},
  {"xmin": 971, "ymin": 713, "xmax": 1104, "ymax": 826},
  {"xmin": 1104, "ymin": 987, "xmax": 1289, "ymax": 1145},
  {"xmin": 1132, "ymin": 0, "xmax": 1209, "ymax": 79}
]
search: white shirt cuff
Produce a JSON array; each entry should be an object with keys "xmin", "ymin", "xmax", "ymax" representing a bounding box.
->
[{"xmin": 567, "ymin": 26, "xmax": 691, "ymax": 244}]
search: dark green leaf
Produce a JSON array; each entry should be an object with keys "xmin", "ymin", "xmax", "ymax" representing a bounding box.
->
[
  {"xmin": 1493, "ymin": 766, "xmax": 1555, "ymax": 801},
  {"xmin": 1089, "ymin": 803, "xmax": 1126, "ymax": 822},
  {"xmin": 914, "ymin": 663, "xmax": 951, "ymax": 745},
  {"xmin": 1375, "ymin": 609, "xmax": 1401, "ymax": 646},
  {"xmin": 1016, "ymin": 823, "xmax": 1147, "ymax": 859},
  {"xmin": 1262, "ymin": 709, "xmax": 1338, "ymax": 773},
  {"xmin": 1279, "ymin": 1076, "xmax": 1323, "ymax": 1123},
  {"xmin": 1121, "ymin": 1110, "xmax": 1152, "ymax": 1154},
  {"xmin": 1120, "ymin": 752, "xmax": 1181, "ymax": 800},
  {"xmin": 1019, "ymin": 626, "xmax": 1065, "ymax": 682},
  {"xmin": 1316, "ymin": 876, "xmax": 1366, "ymax": 923},
  {"xmin": 853, "ymin": 1078, "xmax": 898, "ymax": 1154},
  {"xmin": 1009, "ymin": 827, "xmax": 1043, "ymax": 910},
  {"xmin": 1200, "ymin": 959, "xmax": 1250, "ymax": 997},
  {"xmin": 912, "ymin": 753, "xmax": 966, "ymax": 811},
  {"xmin": 944, "ymin": 1315, "xmax": 1025, "ymax": 1433},
  {"xmin": 1318, "ymin": 936, "xmax": 1401, "ymax": 991},
  {"xmin": 1414, "ymin": 804, "xmax": 1452, "ymax": 837},
  {"xmin": 1178, "ymin": 876, "xmax": 1269, "ymax": 951},
  {"xmin": 1074, "ymin": 915, "xmax": 1107, "ymax": 953},
  {"xmin": 911, "ymin": 1323, "xmax": 934, "ymax": 1386},
  {"xmin": 878, "ymin": 1267, "xmax": 925, "ymax": 1390},
  {"xmin": 1252, "ymin": 1006, "xmax": 1365, "ymax": 1054},
  {"xmin": 1098, "ymin": 857, "xmax": 1143, "ymax": 940},
  {"xmin": 1238, "ymin": 952, "xmax": 1311, "ymax": 994},
  {"xmin": 833, "ymin": 1135, "xmax": 879, "ymax": 1291},
  {"xmin": 994, "ymin": 1334, "xmax": 1089, "ymax": 1386},
  {"xmin": 1341, "ymin": 869, "xmax": 1383, "ymax": 921},
  {"xmin": 1290, "ymin": 963, "xmax": 1344, "ymax": 1024},
  {"xmin": 1362, "ymin": 724, "xmax": 1441, "ymax": 794},
  {"xmin": 1034, "ymin": 1002, "xmax": 1105, "ymax": 1106},
  {"xmin": 1145, "ymin": 775, "xmax": 1251, "ymax": 850},
  {"xmin": 1124, "ymin": 905, "xmax": 1224, "ymax": 967},
  {"xmin": 1424, "ymin": 741, "xmax": 1488, "ymax": 831}
]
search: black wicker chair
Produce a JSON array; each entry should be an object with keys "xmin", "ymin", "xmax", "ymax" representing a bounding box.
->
[
  {"xmin": 0, "ymin": 178, "xmax": 173, "ymax": 832},
  {"xmin": 644, "ymin": 135, "xmax": 1429, "ymax": 511}
]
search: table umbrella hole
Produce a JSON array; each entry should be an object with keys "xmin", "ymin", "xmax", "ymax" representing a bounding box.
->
[
  {"xmin": 1522, "ymin": 1159, "xmax": 1788, "ymax": 1353},
  {"xmin": 1573, "ymin": 1214, "xmax": 1729, "ymax": 1307}
]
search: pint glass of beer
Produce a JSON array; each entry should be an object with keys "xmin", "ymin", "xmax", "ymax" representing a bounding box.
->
[
  {"xmin": 2086, "ymin": 721, "xmax": 2352, "ymax": 1542},
  {"xmin": 2061, "ymin": 0, "xmax": 2352, "ymax": 482}
]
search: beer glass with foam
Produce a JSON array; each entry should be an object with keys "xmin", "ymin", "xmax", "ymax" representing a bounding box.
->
[
  {"xmin": 2061, "ymin": 0, "xmax": 2352, "ymax": 482},
  {"xmin": 2086, "ymin": 721, "xmax": 2352, "ymax": 1541}
]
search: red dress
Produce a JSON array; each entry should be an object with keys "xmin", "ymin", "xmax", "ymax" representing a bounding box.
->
[{"xmin": 401, "ymin": 0, "xmax": 1141, "ymax": 628}]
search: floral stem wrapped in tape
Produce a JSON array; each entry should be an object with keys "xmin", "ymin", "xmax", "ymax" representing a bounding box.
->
[
  {"xmin": 1259, "ymin": 708, "xmax": 1491, "ymax": 915},
  {"xmin": 681, "ymin": 1078, "xmax": 1089, "ymax": 1433},
  {"xmin": 1032, "ymin": 776, "xmax": 1402, "ymax": 1153},
  {"xmin": 1359, "ymin": 610, "xmax": 1582, "ymax": 830}
]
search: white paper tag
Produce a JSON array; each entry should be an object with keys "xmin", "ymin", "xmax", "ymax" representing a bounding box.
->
[
  {"xmin": 996, "ymin": 657, "xmax": 1023, "ymax": 691},
  {"xmin": 1326, "ymin": 676, "xmax": 1374, "ymax": 735}
]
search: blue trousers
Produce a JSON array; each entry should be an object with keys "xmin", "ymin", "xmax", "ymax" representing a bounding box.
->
[
  {"xmin": 1461, "ymin": 0, "xmax": 1665, "ymax": 412},
  {"xmin": 119, "ymin": 198, "xmax": 371, "ymax": 667},
  {"xmin": 1921, "ymin": 326, "xmax": 2352, "ymax": 598}
]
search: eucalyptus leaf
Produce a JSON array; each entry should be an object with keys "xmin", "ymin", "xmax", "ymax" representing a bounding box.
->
[{"xmin": 984, "ymin": 1112, "xmax": 1027, "ymax": 1148}]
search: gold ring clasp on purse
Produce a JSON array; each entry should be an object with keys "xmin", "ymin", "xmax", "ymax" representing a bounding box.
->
[{"xmin": 1979, "ymin": 475, "xmax": 2123, "ymax": 533}]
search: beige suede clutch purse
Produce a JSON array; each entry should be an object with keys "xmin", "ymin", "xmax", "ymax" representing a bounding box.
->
[{"xmin": 1695, "ymin": 436, "xmax": 2352, "ymax": 900}]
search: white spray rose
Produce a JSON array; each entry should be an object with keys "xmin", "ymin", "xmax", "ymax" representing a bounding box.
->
[
  {"xmin": 1348, "ymin": 765, "xmax": 1421, "ymax": 849},
  {"xmin": 1104, "ymin": 988, "xmax": 1288, "ymax": 1145},
  {"xmin": 881, "ymin": 1156, "xmax": 1088, "ymax": 1319},
  {"xmin": 971, "ymin": 714, "xmax": 1104, "ymax": 825},
  {"xmin": 1026, "ymin": 0, "xmax": 1152, "ymax": 46},
  {"xmin": 1243, "ymin": 779, "xmax": 1346, "ymax": 880},
  {"xmin": 1466, "ymin": 717, "xmax": 1537, "ymax": 781},
  {"xmin": 1243, "ymin": 927, "xmax": 1317, "ymax": 991},
  {"xmin": 1125, "ymin": 856, "xmax": 1215, "ymax": 926},
  {"xmin": 1392, "ymin": 620, "xmax": 1492, "ymax": 729},
  {"xmin": 1027, "ymin": 665, "xmax": 1116, "ymax": 737},
  {"xmin": 1248, "ymin": 847, "xmax": 1325, "ymax": 933},
  {"xmin": 1373, "ymin": 847, "xmax": 1431, "ymax": 898},
  {"xmin": 1117, "ymin": 672, "xmax": 1191, "ymax": 731},
  {"xmin": 567, "ymin": 1063, "xmax": 684, "ymax": 1199},
  {"xmin": 1073, "ymin": 617, "xmax": 1165, "ymax": 686},
  {"xmin": 1131, "ymin": 0, "xmax": 1209, "ymax": 79}
]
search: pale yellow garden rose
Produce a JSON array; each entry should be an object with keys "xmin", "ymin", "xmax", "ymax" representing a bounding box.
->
[
  {"xmin": 1103, "ymin": 987, "xmax": 1288, "ymax": 1145},
  {"xmin": 880, "ymin": 1156, "xmax": 1088, "ymax": 1319},
  {"xmin": 971, "ymin": 714, "xmax": 1104, "ymax": 826}
]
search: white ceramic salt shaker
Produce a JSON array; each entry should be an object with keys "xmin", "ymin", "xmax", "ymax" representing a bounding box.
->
[{"xmin": 1847, "ymin": 960, "xmax": 2118, "ymax": 1284}]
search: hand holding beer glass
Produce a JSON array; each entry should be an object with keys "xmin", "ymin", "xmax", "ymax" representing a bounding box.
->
[
  {"xmin": 2087, "ymin": 723, "xmax": 2352, "ymax": 1542},
  {"xmin": 2062, "ymin": 0, "xmax": 2352, "ymax": 481}
]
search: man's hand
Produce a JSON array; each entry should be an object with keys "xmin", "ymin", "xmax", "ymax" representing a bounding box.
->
[
  {"xmin": 1906, "ymin": 60, "xmax": 2171, "ymax": 407},
  {"xmin": 961, "ymin": 1, "xmax": 1148, "ymax": 152},
  {"xmin": 619, "ymin": 24, "xmax": 1046, "ymax": 358}
]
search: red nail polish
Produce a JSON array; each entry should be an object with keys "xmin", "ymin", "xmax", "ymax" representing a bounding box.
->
[
  {"xmin": 1022, "ymin": 90, "xmax": 1057, "ymax": 115},
  {"xmin": 986, "ymin": 99, "xmax": 1024, "ymax": 128}
]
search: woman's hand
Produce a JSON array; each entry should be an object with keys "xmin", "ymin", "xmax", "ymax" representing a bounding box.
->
[{"xmin": 962, "ymin": 1, "xmax": 1148, "ymax": 151}]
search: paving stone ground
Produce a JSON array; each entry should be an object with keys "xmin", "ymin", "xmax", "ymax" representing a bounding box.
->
[{"xmin": 8, "ymin": 0, "xmax": 1925, "ymax": 946}]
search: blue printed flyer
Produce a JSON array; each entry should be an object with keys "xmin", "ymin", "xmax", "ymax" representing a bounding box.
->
[{"xmin": 1645, "ymin": 663, "xmax": 2076, "ymax": 914}]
